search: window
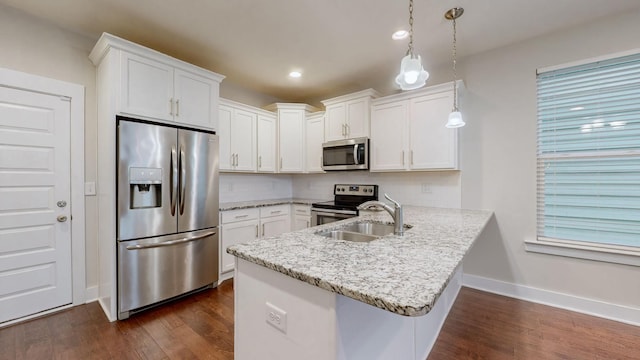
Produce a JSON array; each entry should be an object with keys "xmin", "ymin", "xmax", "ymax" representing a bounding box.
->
[{"xmin": 533, "ymin": 51, "xmax": 640, "ymax": 264}]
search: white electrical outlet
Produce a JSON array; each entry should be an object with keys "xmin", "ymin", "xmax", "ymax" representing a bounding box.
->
[
  {"xmin": 421, "ymin": 183, "xmax": 432, "ymax": 194},
  {"xmin": 265, "ymin": 302, "xmax": 287, "ymax": 333}
]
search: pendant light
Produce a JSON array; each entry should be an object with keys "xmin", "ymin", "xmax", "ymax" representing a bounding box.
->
[
  {"xmin": 395, "ymin": 0, "xmax": 429, "ymax": 90},
  {"xmin": 445, "ymin": 7, "xmax": 465, "ymax": 128}
]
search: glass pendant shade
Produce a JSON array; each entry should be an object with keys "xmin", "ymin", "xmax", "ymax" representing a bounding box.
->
[
  {"xmin": 395, "ymin": 54, "xmax": 429, "ymax": 90},
  {"xmin": 445, "ymin": 111, "xmax": 465, "ymax": 128}
]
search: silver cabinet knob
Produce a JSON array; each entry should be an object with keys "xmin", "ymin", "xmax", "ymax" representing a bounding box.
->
[
  {"xmin": 57, "ymin": 215, "xmax": 68, "ymax": 222},
  {"xmin": 57, "ymin": 200, "xmax": 67, "ymax": 208}
]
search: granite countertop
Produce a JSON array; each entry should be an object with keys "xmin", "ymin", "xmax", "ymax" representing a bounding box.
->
[
  {"xmin": 220, "ymin": 198, "xmax": 326, "ymax": 211},
  {"xmin": 227, "ymin": 206, "xmax": 493, "ymax": 317}
]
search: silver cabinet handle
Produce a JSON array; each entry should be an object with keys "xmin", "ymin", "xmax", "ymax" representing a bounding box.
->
[
  {"xmin": 176, "ymin": 99, "xmax": 180, "ymax": 117},
  {"xmin": 57, "ymin": 215, "xmax": 68, "ymax": 222},
  {"xmin": 342, "ymin": 124, "xmax": 345, "ymax": 136},
  {"xmin": 345, "ymin": 124, "xmax": 350, "ymax": 136},
  {"xmin": 255, "ymin": 225, "xmax": 259, "ymax": 238},
  {"xmin": 258, "ymin": 155, "xmax": 262, "ymax": 169},
  {"xmin": 235, "ymin": 214, "xmax": 249, "ymax": 219},
  {"xmin": 402, "ymin": 150, "xmax": 405, "ymax": 166},
  {"xmin": 306, "ymin": 220, "xmax": 310, "ymax": 227},
  {"xmin": 169, "ymin": 98, "xmax": 174, "ymax": 116},
  {"xmin": 410, "ymin": 150, "xmax": 414, "ymax": 166},
  {"xmin": 179, "ymin": 145, "xmax": 186, "ymax": 215},
  {"xmin": 261, "ymin": 224, "xmax": 265, "ymax": 237},
  {"xmin": 271, "ymin": 210, "xmax": 281, "ymax": 214},
  {"xmin": 170, "ymin": 145, "xmax": 178, "ymax": 216},
  {"xmin": 280, "ymin": 157, "xmax": 283, "ymax": 170},
  {"xmin": 126, "ymin": 231, "xmax": 216, "ymax": 250}
]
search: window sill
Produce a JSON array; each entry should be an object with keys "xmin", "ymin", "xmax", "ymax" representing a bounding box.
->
[{"xmin": 525, "ymin": 237, "xmax": 640, "ymax": 267}]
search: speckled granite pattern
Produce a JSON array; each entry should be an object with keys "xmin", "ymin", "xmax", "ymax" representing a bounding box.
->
[
  {"xmin": 220, "ymin": 198, "xmax": 325, "ymax": 211},
  {"xmin": 227, "ymin": 206, "xmax": 493, "ymax": 317}
]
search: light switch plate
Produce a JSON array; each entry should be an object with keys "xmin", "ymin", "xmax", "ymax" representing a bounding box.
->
[{"xmin": 85, "ymin": 181, "xmax": 96, "ymax": 196}]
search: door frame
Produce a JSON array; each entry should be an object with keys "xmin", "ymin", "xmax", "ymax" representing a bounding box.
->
[{"xmin": 0, "ymin": 68, "xmax": 86, "ymax": 312}]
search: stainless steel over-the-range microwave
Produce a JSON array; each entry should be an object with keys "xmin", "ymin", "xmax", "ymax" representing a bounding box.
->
[{"xmin": 321, "ymin": 137, "xmax": 369, "ymax": 171}]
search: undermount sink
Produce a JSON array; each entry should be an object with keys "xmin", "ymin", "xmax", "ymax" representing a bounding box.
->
[
  {"xmin": 315, "ymin": 221, "xmax": 410, "ymax": 242},
  {"xmin": 316, "ymin": 230, "xmax": 379, "ymax": 242}
]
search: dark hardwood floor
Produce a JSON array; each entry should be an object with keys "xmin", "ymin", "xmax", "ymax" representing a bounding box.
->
[{"xmin": 2, "ymin": 282, "xmax": 639, "ymax": 359}]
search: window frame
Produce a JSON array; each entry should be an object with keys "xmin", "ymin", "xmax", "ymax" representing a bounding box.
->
[{"xmin": 528, "ymin": 49, "xmax": 640, "ymax": 267}]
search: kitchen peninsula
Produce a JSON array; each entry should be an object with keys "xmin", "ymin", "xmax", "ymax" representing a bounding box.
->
[{"xmin": 228, "ymin": 206, "xmax": 493, "ymax": 360}]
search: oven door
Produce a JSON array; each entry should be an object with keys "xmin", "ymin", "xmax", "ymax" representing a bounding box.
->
[{"xmin": 311, "ymin": 209, "xmax": 357, "ymax": 226}]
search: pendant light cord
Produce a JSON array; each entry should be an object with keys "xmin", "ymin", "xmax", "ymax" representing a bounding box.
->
[
  {"xmin": 407, "ymin": 0, "xmax": 414, "ymax": 56},
  {"xmin": 452, "ymin": 16, "xmax": 458, "ymax": 111}
]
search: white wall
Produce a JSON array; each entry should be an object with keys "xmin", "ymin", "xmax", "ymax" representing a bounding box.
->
[
  {"xmin": 460, "ymin": 9, "xmax": 640, "ymax": 308},
  {"xmin": 220, "ymin": 173, "xmax": 293, "ymax": 203},
  {"xmin": 292, "ymin": 172, "xmax": 461, "ymax": 208},
  {"xmin": 0, "ymin": 4, "xmax": 100, "ymax": 289}
]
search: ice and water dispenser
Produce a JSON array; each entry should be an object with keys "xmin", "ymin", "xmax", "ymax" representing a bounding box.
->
[{"xmin": 129, "ymin": 167, "xmax": 162, "ymax": 209}]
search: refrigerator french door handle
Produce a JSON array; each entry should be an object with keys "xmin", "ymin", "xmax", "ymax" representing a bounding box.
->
[
  {"xmin": 170, "ymin": 145, "xmax": 178, "ymax": 216},
  {"xmin": 179, "ymin": 145, "xmax": 186, "ymax": 215},
  {"xmin": 125, "ymin": 230, "xmax": 217, "ymax": 250}
]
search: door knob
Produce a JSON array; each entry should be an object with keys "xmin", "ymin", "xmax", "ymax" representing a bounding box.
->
[
  {"xmin": 57, "ymin": 200, "xmax": 67, "ymax": 208},
  {"xmin": 57, "ymin": 215, "xmax": 68, "ymax": 222}
]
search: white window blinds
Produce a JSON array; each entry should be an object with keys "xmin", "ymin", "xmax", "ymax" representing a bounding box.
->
[{"xmin": 537, "ymin": 52, "xmax": 640, "ymax": 248}]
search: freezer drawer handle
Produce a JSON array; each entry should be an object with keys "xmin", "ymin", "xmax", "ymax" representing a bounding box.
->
[{"xmin": 125, "ymin": 231, "xmax": 216, "ymax": 250}]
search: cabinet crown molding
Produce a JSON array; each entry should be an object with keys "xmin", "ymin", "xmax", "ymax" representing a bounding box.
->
[
  {"xmin": 263, "ymin": 103, "xmax": 319, "ymax": 113},
  {"xmin": 88, "ymin": 32, "xmax": 225, "ymax": 82},
  {"xmin": 321, "ymin": 88, "xmax": 381, "ymax": 107},
  {"xmin": 372, "ymin": 80, "xmax": 464, "ymax": 105}
]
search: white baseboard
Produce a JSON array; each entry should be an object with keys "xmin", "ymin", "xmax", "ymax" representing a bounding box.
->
[
  {"xmin": 85, "ymin": 286, "xmax": 98, "ymax": 303},
  {"xmin": 462, "ymin": 273, "xmax": 640, "ymax": 327}
]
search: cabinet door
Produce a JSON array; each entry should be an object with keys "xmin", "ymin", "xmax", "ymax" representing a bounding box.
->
[
  {"xmin": 232, "ymin": 109, "xmax": 257, "ymax": 172},
  {"xmin": 346, "ymin": 99, "xmax": 369, "ymax": 138},
  {"xmin": 218, "ymin": 105, "xmax": 233, "ymax": 171},
  {"xmin": 257, "ymin": 114, "xmax": 277, "ymax": 172},
  {"xmin": 121, "ymin": 52, "xmax": 173, "ymax": 121},
  {"xmin": 305, "ymin": 114, "xmax": 324, "ymax": 173},
  {"xmin": 174, "ymin": 69, "xmax": 218, "ymax": 130},
  {"xmin": 410, "ymin": 93, "xmax": 458, "ymax": 170},
  {"xmin": 324, "ymin": 104, "xmax": 346, "ymax": 141},
  {"xmin": 370, "ymin": 101, "xmax": 409, "ymax": 171},
  {"xmin": 220, "ymin": 220, "xmax": 259, "ymax": 274},
  {"xmin": 292, "ymin": 215, "xmax": 311, "ymax": 231},
  {"xmin": 278, "ymin": 110, "xmax": 305, "ymax": 173},
  {"xmin": 260, "ymin": 215, "xmax": 291, "ymax": 238}
]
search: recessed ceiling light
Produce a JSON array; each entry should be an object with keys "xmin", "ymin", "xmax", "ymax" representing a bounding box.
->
[
  {"xmin": 392, "ymin": 30, "xmax": 409, "ymax": 40},
  {"xmin": 570, "ymin": 106, "xmax": 585, "ymax": 111},
  {"xmin": 289, "ymin": 71, "xmax": 302, "ymax": 78}
]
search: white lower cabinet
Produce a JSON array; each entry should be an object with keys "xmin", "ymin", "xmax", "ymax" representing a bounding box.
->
[
  {"xmin": 220, "ymin": 205, "xmax": 292, "ymax": 278},
  {"xmin": 220, "ymin": 208, "xmax": 260, "ymax": 276},
  {"xmin": 259, "ymin": 205, "xmax": 291, "ymax": 237},
  {"xmin": 292, "ymin": 204, "xmax": 311, "ymax": 231}
]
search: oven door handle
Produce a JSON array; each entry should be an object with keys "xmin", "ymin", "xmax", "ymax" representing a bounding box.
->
[{"xmin": 312, "ymin": 209, "xmax": 357, "ymax": 216}]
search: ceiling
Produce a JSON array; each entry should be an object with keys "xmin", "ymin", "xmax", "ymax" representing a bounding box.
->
[{"xmin": 3, "ymin": 0, "xmax": 640, "ymax": 102}]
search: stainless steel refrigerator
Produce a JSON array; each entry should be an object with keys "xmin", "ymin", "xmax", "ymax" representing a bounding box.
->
[{"xmin": 116, "ymin": 117, "xmax": 219, "ymax": 320}]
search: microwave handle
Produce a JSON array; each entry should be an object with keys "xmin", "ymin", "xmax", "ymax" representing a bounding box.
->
[{"xmin": 353, "ymin": 144, "xmax": 359, "ymax": 165}]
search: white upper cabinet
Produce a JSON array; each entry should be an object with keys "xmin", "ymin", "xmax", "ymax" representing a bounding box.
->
[
  {"xmin": 173, "ymin": 68, "xmax": 219, "ymax": 130},
  {"xmin": 305, "ymin": 112, "xmax": 325, "ymax": 173},
  {"xmin": 265, "ymin": 103, "xmax": 317, "ymax": 173},
  {"xmin": 121, "ymin": 52, "xmax": 174, "ymax": 122},
  {"xmin": 257, "ymin": 113, "xmax": 277, "ymax": 173},
  {"xmin": 321, "ymin": 89, "xmax": 379, "ymax": 141},
  {"xmin": 90, "ymin": 33, "xmax": 224, "ymax": 131},
  {"xmin": 370, "ymin": 100, "xmax": 408, "ymax": 171},
  {"xmin": 218, "ymin": 101, "xmax": 257, "ymax": 172},
  {"xmin": 370, "ymin": 81, "xmax": 460, "ymax": 171}
]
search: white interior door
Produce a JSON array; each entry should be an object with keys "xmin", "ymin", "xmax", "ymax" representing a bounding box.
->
[{"xmin": 0, "ymin": 86, "xmax": 72, "ymax": 324}]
